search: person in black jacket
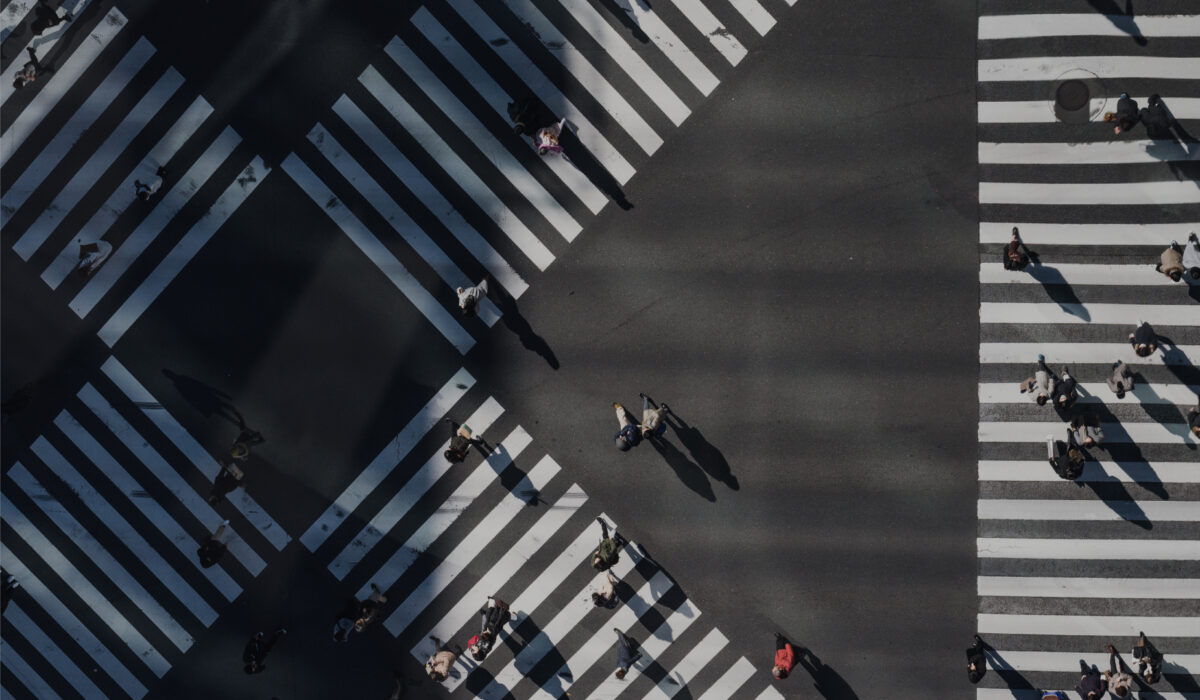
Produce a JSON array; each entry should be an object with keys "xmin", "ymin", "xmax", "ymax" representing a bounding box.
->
[
  {"xmin": 443, "ymin": 419, "xmax": 482, "ymax": 462},
  {"xmin": 1129, "ymin": 322, "xmax": 1158, "ymax": 357},
  {"xmin": 1132, "ymin": 632, "xmax": 1164, "ymax": 684},
  {"xmin": 1110, "ymin": 93, "xmax": 1140, "ymax": 134},
  {"xmin": 243, "ymin": 629, "xmax": 286, "ymax": 674},
  {"xmin": 1048, "ymin": 432, "xmax": 1085, "ymax": 480},
  {"xmin": 1187, "ymin": 399, "xmax": 1199, "ymax": 439},
  {"xmin": 967, "ymin": 635, "xmax": 987, "ymax": 683},
  {"xmin": 1003, "ymin": 227, "xmax": 1031, "ymax": 271},
  {"xmin": 197, "ymin": 520, "xmax": 232, "ymax": 568},
  {"xmin": 1139, "ymin": 94, "xmax": 1175, "ymax": 139}
]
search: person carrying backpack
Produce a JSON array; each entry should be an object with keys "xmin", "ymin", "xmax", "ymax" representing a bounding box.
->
[
  {"xmin": 1132, "ymin": 632, "xmax": 1164, "ymax": 684},
  {"xmin": 1047, "ymin": 432, "xmax": 1085, "ymax": 480},
  {"xmin": 592, "ymin": 518, "xmax": 622, "ymax": 571}
]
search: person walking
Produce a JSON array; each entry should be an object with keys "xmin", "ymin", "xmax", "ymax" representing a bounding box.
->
[
  {"xmin": 1183, "ymin": 232, "xmax": 1200, "ymax": 280},
  {"xmin": 1041, "ymin": 693, "xmax": 1067, "ymax": 700},
  {"xmin": 1055, "ymin": 366, "xmax": 1079, "ymax": 410},
  {"xmin": 613, "ymin": 402, "xmax": 641, "ymax": 451},
  {"xmin": 355, "ymin": 583, "xmax": 388, "ymax": 632},
  {"xmin": 1070, "ymin": 412, "xmax": 1105, "ymax": 449},
  {"xmin": 1048, "ymin": 432, "xmax": 1085, "ymax": 480},
  {"xmin": 425, "ymin": 637, "xmax": 461, "ymax": 682},
  {"xmin": 1106, "ymin": 360, "xmax": 1134, "ymax": 399},
  {"xmin": 534, "ymin": 119, "xmax": 566, "ymax": 156},
  {"xmin": 134, "ymin": 167, "xmax": 168, "ymax": 201},
  {"xmin": 613, "ymin": 628, "xmax": 642, "ymax": 679},
  {"xmin": 30, "ymin": 4, "xmax": 73, "ymax": 37},
  {"xmin": 1139, "ymin": 94, "xmax": 1175, "ymax": 139},
  {"xmin": 1003, "ymin": 227, "xmax": 1031, "ymax": 271},
  {"xmin": 1075, "ymin": 664, "xmax": 1107, "ymax": 700},
  {"xmin": 773, "ymin": 633, "xmax": 797, "ymax": 680},
  {"xmin": 243, "ymin": 628, "xmax": 286, "ymax": 674},
  {"xmin": 467, "ymin": 596, "xmax": 510, "ymax": 661},
  {"xmin": 592, "ymin": 570, "xmax": 619, "ymax": 609},
  {"xmin": 1188, "ymin": 399, "xmax": 1200, "ymax": 438},
  {"xmin": 1021, "ymin": 355, "xmax": 1058, "ymax": 406},
  {"xmin": 208, "ymin": 456, "xmax": 245, "ymax": 505},
  {"xmin": 1104, "ymin": 644, "xmax": 1135, "ymax": 698},
  {"xmin": 456, "ymin": 275, "xmax": 489, "ymax": 317},
  {"xmin": 75, "ymin": 240, "xmax": 113, "ymax": 277},
  {"xmin": 1130, "ymin": 322, "xmax": 1158, "ymax": 357},
  {"xmin": 12, "ymin": 47, "xmax": 42, "ymax": 89},
  {"xmin": 592, "ymin": 518, "xmax": 622, "ymax": 571},
  {"xmin": 1132, "ymin": 631, "xmax": 1164, "ymax": 684},
  {"xmin": 197, "ymin": 519, "xmax": 232, "ymax": 568},
  {"xmin": 1155, "ymin": 241, "xmax": 1186, "ymax": 282},
  {"xmin": 1, "ymin": 571, "xmax": 18, "ymax": 614},
  {"xmin": 967, "ymin": 634, "xmax": 987, "ymax": 683},
  {"xmin": 443, "ymin": 419, "xmax": 482, "ymax": 463},
  {"xmin": 1106, "ymin": 93, "xmax": 1140, "ymax": 134},
  {"xmin": 638, "ymin": 393, "xmax": 670, "ymax": 439}
]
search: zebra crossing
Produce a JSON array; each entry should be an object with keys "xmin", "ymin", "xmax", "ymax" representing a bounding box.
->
[
  {"xmin": 1, "ymin": 3, "xmax": 268, "ymax": 348},
  {"xmin": 976, "ymin": 5, "xmax": 1200, "ymax": 698},
  {"xmin": 300, "ymin": 368, "xmax": 784, "ymax": 699},
  {"xmin": 279, "ymin": 0, "xmax": 795, "ymax": 354},
  {"xmin": 0, "ymin": 355, "xmax": 290, "ymax": 699}
]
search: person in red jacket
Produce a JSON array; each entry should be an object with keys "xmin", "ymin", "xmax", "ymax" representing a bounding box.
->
[{"xmin": 773, "ymin": 633, "xmax": 796, "ymax": 679}]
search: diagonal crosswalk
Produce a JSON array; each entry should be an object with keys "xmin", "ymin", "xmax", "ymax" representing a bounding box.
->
[{"xmin": 976, "ymin": 5, "xmax": 1200, "ymax": 697}]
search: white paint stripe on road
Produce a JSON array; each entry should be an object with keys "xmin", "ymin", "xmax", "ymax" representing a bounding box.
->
[
  {"xmin": 383, "ymin": 38, "xmax": 582, "ymax": 243},
  {"xmin": 588, "ymin": 600, "xmax": 704, "ymax": 700},
  {"xmin": 76, "ymin": 382, "xmax": 267, "ymax": 576},
  {"xmin": 980, "ymin": 140, "xmax": 1200, "ymax": 165},
  {"xmin": 52, "ymin": 409, "xmax": 241, "ymax": 601},
  {"xmin": 725, "ymin": 0, "xmax": 775, "ymax": 35},
  {"xmin": 439, "ymin": 515, "xmax": 621, "ymax": 692},
  {"xmin": 442, "ymin": 0, "xmax": 638, "ymax": 183},
  {"xmin": 328, "ymin": 396, "xmax": 504, "ymax": 580},
  {"xmin": 666, "ymin": 0, "xmax": 748, "ymax": 66},
  {"xmin": 101, "ymin": 356, "xmax": 290, "ymax": 551},
  {"xmin": 979, "ymin": 262, "xmax": 1183, "ymax": 286},
  {"xmin": 696, "ymin": 658, "xmax": 759, "ymax": 700},
  {"xmin": 978, "ymin": 460, "xmax": 1200, "ymax": 483},
  {"xmin": 411, "ymin": 8, "xmax": 607, "ymax": 215},
  {"xmin": 0, "ymin": 643, "xmax": 62, "ymax": 700},
  {"xmin": 607, "ymin": 0, "xmax": 720, "ymax": 95},
  {"xmin": 755, "ymin": 684, "xmax": 786, "ymax": 700},
  {"xmin": 10, "ymin": 67, "xmax": 183, "ymax": 260},
  {"xmin": 0, "ymin": 0, "xmax": 37, "ymax": 42},
  {"xmin": 0, "ymin": 544, "xmax": 145, "ymax": 698},
  {"xmin": 979, "ymin": 13, "xmax": 1200, "ymax": 39},
  {"xmin": 979, "ymin": 222, "xmax": 1200, "ymax": 246},
  {"xmin": 305, "ymin": 124, "xmax": 501, "ymax": 327},
  {"xmin": 979, "ymin": 383, "xmax": 1199, "ymax": 405},
  {"xmin": 979, "ymin": 576, "xmax": 1200, "ymax": 599},
  {"xmin": 0, "ymin": 6, "xmax": 125, "ymax": 152},
  {"xmin": 2, "ymin": 604, "xmax": 105, "ymax": 700},
  {"xmin": 980, "ymin": 343, "xmax": 1200, "ymax": 365},
  {"xmin": 0, "ymin": 0, "xmax": 94, "ymax": 70},
  {"xmin": 281, "ymin": 153, "xmax": 475, "ymax": 353},
  {"xmin": 980, "ymin": 97, "xmax": 1200, "ymax": 124},
  {"xmin": 98, "ymin": 157, "xmax": 269, "ymax": 347},
  {"xmin": 9, "ymin": 463, "xmax": 194, "ymax": 652},
  {"xmin": 979, "ymin": 56, "xmax": 1200, "ymax": 82},
  {"xmin": 979, "ymin": 420, "xmax": 1197, "ymax": 444},
  {"xmin": 70, "ymin": 126, "xmax": 242, "ymax": 319},
  {"xmin": 982, "ymin": 650, "xmax": 1199, "ymax": 673},
  {"xmin": 2, "ymin": 37, "xmax": 155, "ymax": 218},
  {"xmin": 643, "ymin": 627, "xmax": 728, "ymax": 700},
  {"xmin": 977, "ymin": 690, "xmax": 1199, "ymax": 700},
  {"xmin": 41, "ymin": 96, "xmax": 215, "ymax": 290},
  {"xmin": 358, "ymin": 67, "xmax": 557, "ymax": 271},
  {"xmin": 978, "ymin": 537, "xmax": 1200, "ymax": 560},
  {"xmin": 978, "ymin": 613, "xmax": 1200, "ymax": 637},
  {"xmin": 362, "ymin": 426, "xmax": 534, "ymax": 596},
  {"xmin": 329, "ymin": 95, "xmax": 529, "ymax": 297},
  {"xmin": 980, "ymin": 302, "xmax": 1200, "ymax": 326},
  {"xmin": 408, "ymin": 493, "xmax": 592, "ymax": 659},
  {"xmin": 980, "ymin": 181, "xmax": 1200, "ymax": 206},
  {"xmin": 978, "ymin": 498, "xmax": 1200, "ymax": 522},
  {"xmin": 383, "ymin": 469, "xmax": 578, "ymax": 638},
  {"xmin": 299, "ymin": 367, "xmax": 474, "ymax": 551},
  {"xmin": 0, "ymin": 494, "xmax": 171, "ymax": 676},
  {"xmin": 29, "ymin": 437, "xmax": 217, "ymax": 624}
]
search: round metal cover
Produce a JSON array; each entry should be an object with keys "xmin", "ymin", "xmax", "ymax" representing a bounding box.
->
[{"xmin": 1055, "ymin": 80, "xmax": 1089, "ymax": 111}]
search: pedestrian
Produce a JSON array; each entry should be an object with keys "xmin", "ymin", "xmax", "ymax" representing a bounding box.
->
[
  {"xmin": 425, "ymin": 637, "xmax": 461, "ymax": 682},
  {"xmin": 456, "ymin": 275, "xmax": 489, "ymax": 317},
  {"xmin": 613, "ymin": 402, "xmax": 641, "ymax": 451},
  {"xmin": 638, "ymin": 393, "xmax": 669, "ymax": 439},
  {"xmin": 1188, "ymin": 399, "xmax": 1200, "ymax": 438},
  {"xmin": 1, "ymin": 571, "xmax": 18, "ymax": 614},
  {"xmin": 1075, "ymin": 664, "xmax": 1108, "ymax": 700},
  {"xmin": 75, "ymin": 240, "xmax": 113, "ymax": 277},
  {"xmin": 1106, "ymin": 360, "xmax": 1134, "ymax": 399},
  {"xmin": 467, "ymin": 596, "xmax": 510, "ymax": 661},
  {"xmin": 773, "ymin": 633, "xmax": 796, "ymax": 680},
  {"xmin": 355, "ymin": 583, "xmax": 388, "ymax": 632},
  {"xmin": 207, "ymin": 457, "xmax": 245, "ymax": 505},
  {"xmin": 1105, "ymin": 92, "xmax": 1139, "ymax": 134},
  {"xmin": 333, "ymin": 612, "xmax": 355, "ymax": 642},
  {"xmin": 591, "ymin": 570, "xmax": 619, "ymax": 609},
  {"xmin": 507, "ymin": 94, "xmax": 541, "ymax": 138},
  {"xmin": 443, "ymin": 419, "xmax": 481, "ymax": 463},
  {"xmin": 1129, "ymin": 322, "xmax": 1158, "ymax": 357},
  {"xmin": 12, "ymin": 47, "xmax": 42, "ymax": 89},
  {"xmin": 592, "ymin": 517, "xmax": 622, "ymax": 571},
  {"xmin": 1021, "ymin": 355, "xmax": 1058, "ymax": 406},
  {"xmin": 1055, "ymin": 365, "xmax": 1078, "ymax": 410},
  {"xmin": 1139, "ymin": 94, "xmax": 1174, "ymax": 139},
  {"xmin": 1132, "ymin": 631, "xmax": 1164, "ymax": 684},
  {"xmin": 1103, "ymin": 644, "xmax": 1135, "ymax": 698},
  {"xmin": 1041, "ymin": 693, "xmax": 1067, "ymax": 700},
  {"xmin": 967, "ymin": 634, "xmax": 986, "ymax": 683},
  {"xmin": 534, "ymin": 119, "xmax": 566, "ymax": 156},
  {"xmin": 134, "ymin": 167, "xmax": 168, "ymax": 201},
  {"xmin": 613, "ymin": 628, "xmax": 642, "ymax": 679},
  {"xmin": 1003, "ymin": 227, "xmax": 1031, "ymax": 271},
  {"xmin": 197, "ymin": 519, "xmax": 232, "ymax": 568},
  {"xmin": 30, "ymin": 4, "xmax": 73, "ymax": 36},
  {"xmin": 1047, "ymin": 432, "xmax": 1085, "ymax": 481},
  {"xmin": 243, "ymin": 628, "xmax": 286, "ymax": 674},
  {"xmin": 1184, "ymin": 232, "xmax": 1200, "ymax": 280},
  {"xmin": 1069, "ymin": 411, "xmax": 1105, "ymax": 448},
  {"xmin": 1155, "ymin": 241, "xmax": 1186, "ymax": 282}
]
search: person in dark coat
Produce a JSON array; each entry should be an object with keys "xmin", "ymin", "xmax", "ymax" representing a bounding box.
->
[
  {"xmin": 613, "ymin": 628, "xmax": 641, "ymax": 679},
  {"xmin": 30, "ymin": 4, "xmax": 72, "ymax": 36},
  {"xmin": 197, "ymin": 520, "xmax": 231, "ymax": 568},
  {"xmin": 773, "ymin": 633, "xmax": 797, "ymax": 680},
  {"xmin": 1139, "ymin": 94, "xmax": 1175, "ymax": 139},
  {"xmin": 1054, "ymin": 366, "xmax": 1078, "ymax": 410},
  {"xmin": 967, "ymin": 635, "xmax": 987, "ymax": 683},
  {"xmin": 1188, "ymin": 399, "xmax": 1200, "ymax": 439},
  {"xmin": 613, "ymin": 403, "xmax": 641, "ymax": 451},
  {"xmin": 443, "ymin": 419, "xmax": 482, "ymax": 462},
  {"xmin": 592, "ymin": 518, "xmax": 622, "ymax": 571},
  {"xmin": 12, "ymin": 48, "xmax": 42, "ymax": 89},
  {"xmin": 1048, "ymin": 432, "xmax": 1085, "ymax": 481},
  {"xmin": 1003, "ymin": 227, "xmax": 1031, "ymax": 271},
  {"xmin": 1133, "ymin": 631, "xmax": 1165, "ymax": 683},
  {"xmin": 1110, "ymin": 93, "xmax": 1140, "ymax": 134},
  {"xmin": 1075, "ymin": 664, "xmax": 1108, "ymax": 699},
  {"xmin": 208, "ymin": 458, "xmax": 245, "ymax": 505},
  {"xmin": 467, "ymin": 596, "xmax": 510, "ymax": 660},
  {"xmin": 1106, "ymin": 360, "xmax": 1134, "ymax": 399},
  {"xmin": 243, "ymin": 629, "xmax": 286, "ymax": 674},
  {"xmin": 1129, "ymin": 322, "xmax": 1158, "ymax": 357}
]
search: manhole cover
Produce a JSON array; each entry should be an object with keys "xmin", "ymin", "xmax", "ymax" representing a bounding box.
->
[{"xmin": 1056, "ymin": 80, "xmax": 1090, "ymax": 111}]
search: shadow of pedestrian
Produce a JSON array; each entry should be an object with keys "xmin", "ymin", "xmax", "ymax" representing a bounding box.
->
[
  {"xmin": 607, "ymin": 0, "xmax": 652, "ymax": 44},
  {"xmin": 162, "ymin": 369, "xmax": 246, "ymax": 427},
  {"xmin": 1086, "ymin": 0, "xmax": 1147, "ymax": 44},
  {"xmin": 648, "ymin": 437, "xmax": 715, "ymax": 501},
  {"xmin": 796, "ymin": 647, "xmax": 861, "ymax": 700},
  {"xmin": 665, "ymin": 413, "xmax": 739, "ymax": 491},
  {"xmin": 982, "ymin": 647, "xmax": 1039, "ymax": 693},
  {"xmin": 1077, "ymin": 471, "xmax": 1152, "ymax": 529},
  {"xmin": 1026, "ymin": 264, "xmax": 1090, "ymax": 321},
  {"xmin": 559, "ymin": 125, "xmax": 633, "ymax": 210},
  {"xmin": 494, "ymin": 288, "xmax": 559, "ymax": 370}
]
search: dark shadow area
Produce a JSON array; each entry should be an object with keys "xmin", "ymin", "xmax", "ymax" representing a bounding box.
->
[
  {"xmin": 559, "ymin": 125, "xmax": 633, "ymax": 211},
  {"xmin": 1085, "ymin": 0, "xmax": 1147, "ymax": 44},
  {"xmin": 495, "ymin": 286, "xmax": 559, "ymax": 370},
  {"xmin": 982, "ymin": 647, "xmax": 1038, "ymax": 693},
  {"xmin": 600, "ymin": 0, "xmax": 652, "ymax": 44},
  {"xmin": 665, "ymin": 412, "xmax": 739, "ymax": 491},
  {"xmin": 1100, "ymin": 425, "xmax": 1168, "ymax": 499},
  {"xmin": 796, "ymin": 647, "xmax": 862, "ymax": 700},
  {"xmin": 649, "ymin": 436, "xmax": 716, "ymax": 501},
  {"xmin": 161, "ymin": 369, "xmax": 246, "ymax": 428},
  {"xmin": 1078, "ymin": 471, "xmax": 1152, "ymax": 529},
  {"xmin": 1151, "ymin": 335, "xmax": 1200, "ymax": 406},
  {"xmin": 1025, "ymin": 264, "xmax": 1089, "ymax": 321}
]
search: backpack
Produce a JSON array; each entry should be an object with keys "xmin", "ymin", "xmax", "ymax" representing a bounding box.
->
[{"xmin": 592, "ymin": 538, "xmax": 620, "ymax": 570}]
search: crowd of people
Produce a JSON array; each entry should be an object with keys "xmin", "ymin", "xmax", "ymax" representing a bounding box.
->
[{"xmin": 968, "ymin": 634, "xmax": 1166, "ymax": 698}]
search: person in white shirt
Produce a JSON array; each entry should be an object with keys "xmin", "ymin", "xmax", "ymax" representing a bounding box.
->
[
  {"xmin": 76, "ymin": 240, "xmax": 113, "ymax": 276},
  {"xmin": 456, "ymin": 275, "xmax": 489, "ymax": 316},
  {"xmin": 135, "ymin": 166, "xmax": 168, "ymax": 201},
  {"xmin": 1106, "ymin": 360, "xmax": 1134, "ymax": 399}
]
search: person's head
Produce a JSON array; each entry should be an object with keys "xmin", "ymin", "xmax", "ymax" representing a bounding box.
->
[
  {"xmin": 615, "ymin": 668, "xmax": 627, "ymax": 680},
  {"xmin": 1103, "ymin": 111, "xmax": 1116, "ymax": 123},
  {"xmin": 1036, "ymin": 394, "xmax": 1048, "ymax": 406},
  {"xmin": 1192, "ymin": 424, "xmax": 1200, "ymax": 437},
  {"xmin": 444, "ymin": 448, "xmax": 464, "ymax": 462},
  {"xmin": 1114, "ymin": 686, "xmax": 1129, "ymax": 698},
  {"xmin": 1143, "ymin": 668, "xmax": 1156, "ymax": 682},
  {"xmin": 772, "ymin": 666, "xmax": 788, "ymax": 680},
  {"xmin": 592, "ymin": 591, "xmax": 608, "ymax": 607},
  {"xmin": 470, "ymin": 643, "xmax": 484, "ymax": 661},
  {"xmin": 231, "ymin": 443, "xmax": 249, "ymax": 460},
  {"xmin": 1082, "ymin": 437, "xmax": 1095, "ymax": 447},
  {"xmin": 1117, "ymin": 115, "xmax": 1135, "ymax": 132},
  {"xmin": 538, "ymin": 146, "xmax": 549, "ymax": 156},
  {"xmin": 1191, "ymin": 268, "xmax": 1200, "ymax": 280},
  {"xmin": 12, "ymin": 77, "xmax": 25, "ymax": 89},
  {"xmin": 1135, "ymin": 344, "xmax": 1152, "ymax": 357},
  {"xmin": 1170, "ymin": 270, "xmax": 1182, "ymax": 282},
  {"xmin": 615, "ymin": 436, "xmax": 630, "ymax": 451}
]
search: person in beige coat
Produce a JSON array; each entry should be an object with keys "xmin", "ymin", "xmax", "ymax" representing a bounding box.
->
[
  {"xmin": 1156, "ymin": 241, "xmax": 1185, "ymax": 281},
  {"xmin": 1106, "ymin": 360, "xmax": 1135, "ymax": 399},
  {"xmin": 425, "ymin": 637, "xmax": 461, "ymax": 682}
]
